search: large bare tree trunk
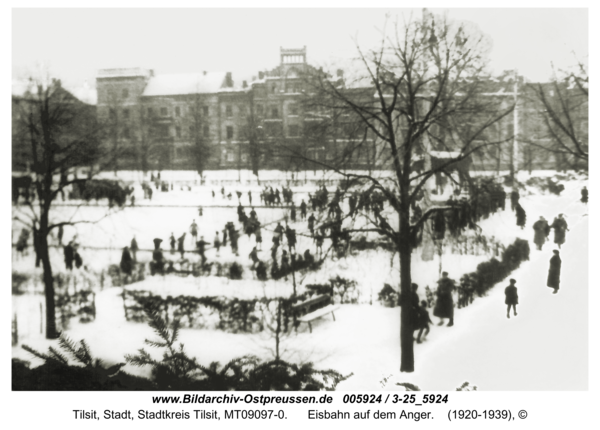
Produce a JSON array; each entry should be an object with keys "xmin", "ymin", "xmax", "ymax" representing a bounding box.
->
[
  {"xmin": 398, "ymin": 215, "xmax": 414, "ymax": 372},
  {"xmin": 39, "ymin": 216, "xmax": 58, "ymax": 339}
]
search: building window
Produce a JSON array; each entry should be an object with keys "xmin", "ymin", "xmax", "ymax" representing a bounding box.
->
[
  {"xmin": 159, "ymin": 125, "xmax": 169, "ymax": 137},
  {"xmin": 203, "ymin": 106, "xmax": 209, "ymax": 116},
  {"xmin": 289, "ymin": 124, "xmax": 299, "ymax": 137},
  {"xmin": 122, "ymin": 89, "xmax": 129, "ymax": 98},
  {"xmin": 148, "ymin": 107, "xmax": 153, "ymax": 116},
  {"xmin": 241, "ymin": 154, "xmax": 248, "ymax": 163},
  {"xmin": 176, "ymin": 126, "xmax": 181, "ymax": 138},
  {"xmin": 123, "ymin": 127, "xmax": 130, "ymax": 139},
  {"xmin": 272, "ymin": 84, "xmax": 277, "ymax": 93},
  {"xmin": 289, "ymin": 105, "xmax": 298, "ymax": 116},
  {"xmin": 226, "ymin": 126, "xmax": 234, "ymax": 139},
  {"xmin": 226, "ymin": 105, "xmax": 233, "ymax": 118},
  {"xmin": 189, "ymin": 125, "xmax": 194, "ymax": 136},
  {"xmin": 109, "ymin": 108, "xmax": 117, "ymax": 119},
  {"xmin": 271, "ymin": 106, "xmax": 279, "ymax": 118},
  {"xmin": 160, "ymin": 107, "xmax": 168, "ymax": 116},
  {"xmin": 227, "ymin": 152, "xmax": 235, "ymax": 162},
  {"xmin": 256, "ymin": 104, "xmax": 263, "ymax": 116},
  {"xmin": 203, "ymin": 125, "xmax": 209, "ymax": 138},
  {"xmin": 175, "ymin": 106, "xmax": 181, "ymax": 117},
  {"xmin": 123, "ymin": 109, "xmax": 129, "ymax": 119}
]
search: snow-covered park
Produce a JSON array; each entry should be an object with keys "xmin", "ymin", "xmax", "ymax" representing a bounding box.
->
[{"xmin": 11, "ymin": 169, "xmax": 588, "ymax": 390}]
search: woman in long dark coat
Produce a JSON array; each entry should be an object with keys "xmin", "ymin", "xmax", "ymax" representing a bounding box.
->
[
  {"xmin": 515, "ymin": 203, "xmax": 526, "ymax": 229},
  {"xmin": 551, "ymin": 214, "xmax": 568, "ymax": 249},
  {"xmin": 120, "ymin": 246, "xmax": 133, "ymax": 276},
  {"xmin": 547, "ymin": 250, "xmax": 562, "ymax": 294},
  {"xmin": 433, "ymin": 272, "xmax": 455, "ymax": 326}
]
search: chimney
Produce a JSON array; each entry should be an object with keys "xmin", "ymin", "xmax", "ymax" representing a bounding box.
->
[
  {"xmin": 242, "ymin": 80, "xmax": 248, "ymax": 88},
  {"xmin": 336, "ymin": 69, "xmax": 344, "ymax": 78},
  {"xmin": 203, "ymin": 71, "xmax": 207, "ymax": 76},
  {"xmin": 226, "ymin": 72, "xmax": 233, "ymax": 87},
  {"xmin": 258, "ymin": 71, "xmax": 264, "ymax": 80}
]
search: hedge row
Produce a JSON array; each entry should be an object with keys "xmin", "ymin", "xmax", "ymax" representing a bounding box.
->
[
  {"xmin": 122, "ymin": 290, "xmax": 309, "ymax": 333},
  {"xmin": 377, "ymin": 237, "xmax": 530, "ymax": 307}
]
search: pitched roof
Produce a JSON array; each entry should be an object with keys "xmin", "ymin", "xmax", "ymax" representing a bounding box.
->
[{"xmin": 142, "ymin": 72, "xmax": 230, "ymax": 96}]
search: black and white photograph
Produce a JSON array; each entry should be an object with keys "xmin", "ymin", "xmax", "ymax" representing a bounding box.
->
[{"xmin": 10, "ymin": 6, "xmax": 589, "ymax": 395}]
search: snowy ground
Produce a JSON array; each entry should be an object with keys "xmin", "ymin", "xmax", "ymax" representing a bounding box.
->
[{"xmin": 11, "ymin": 170, "xmax": 588, "ymax": 390}]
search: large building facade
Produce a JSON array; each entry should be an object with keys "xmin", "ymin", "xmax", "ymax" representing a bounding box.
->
[
  {"xmin": 88, "ymin": 47, "xmax": 586, "ymax": 174},
  {"xmin": 95, "ymin": 48, "xmax": 383, "ymax": 173}
]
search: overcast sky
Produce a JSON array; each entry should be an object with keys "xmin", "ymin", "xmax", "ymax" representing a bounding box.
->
[{"xmin": 12, "ymin": 8, "xmax": 588, "ymax": 88}]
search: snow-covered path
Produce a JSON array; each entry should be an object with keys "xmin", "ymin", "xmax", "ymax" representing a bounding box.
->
[{"xmin": 391, "ymin": 197, "xmax": 589, "ymax": 391}]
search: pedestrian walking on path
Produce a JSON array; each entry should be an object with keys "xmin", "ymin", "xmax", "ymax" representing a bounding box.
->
[
  {"xmin": 581, "ymin": 186, "xmax": 588, "ymax": 204},
  {"xmin": 505, "ymin": 278, "xmax": 518, "ymax": 318},
  {"xmin": 550, "ymin": 214, "xmax": 569, "ymax": 249},
  {"xmin": 547, "ymin": 250, "xmax": 562, "ymax": 294},
  {"xmin": 515, "ymin": 203, "xmax": 526, "ymax": 229},
  {"xmin": 416, "ymin": 300, "xmax": 433, "ymax": 343},
  {"xmin": 532, "ymin": 217, "xmax": 550, "ymax": 251},
  {"xmin": 433, "ymin": 272, "xmax": 455, "ymax": 326}
]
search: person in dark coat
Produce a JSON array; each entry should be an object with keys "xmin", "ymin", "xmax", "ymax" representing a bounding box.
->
[
  {"xmin": 515, "ymin": 203, "xmax": 526, "ymax": 229},
  {"xmin": 222, "ymin": 226, "xmax": 228, "ymax": 247},
  {"xmin": 307, "ymin": 213, "xmax": 316, "ymax": 236},
  {"xmin": 285, "ymin": 225, "xmax": 297, "ymax": 251},
  {"xmin": 532, "ymin": 217, "xmax": 549, "ymax": 251},
  {"xmin": 300, "ymin": 200, "xmax": 307, "ymax": 220},
  {"xmin": 550, "ymin": 214, "xmax": 569, "ymax": 249},
  {"xmin": 433, "ymin": 272, "xmax": 455, "ymax": 326},
  {"xmin": 120, "ymin": 246, "xmax": 133, "ymax": 277},
  {"xmin": 249, "ymin": 246, "xmax": 259, "ymax": 269},
  {"xmin": 151, "ymin": 238, "xmax": 165, "ymax": 275},
  {"xmin": 504, "ymin": 278, "xmax": 518, "ymax": 318},
  {"xmin": 510, "ymin": 189, "xmax": 520, "ymax": 211},
  {"xmin": 547, "ymin": 250, "xmax": 562, "ymax": 294},
  {"xmin": 415, "ymin": 300, "xmax": 433, "ymax": 343},
  {"xmin": 230, "ymin": 229, "xmax": 239, "ymax": 256},
  {"xmin": 169, "ymin": 233, "xmax": 176, "ymax": 255},
  {"xmin": 74, "ymin": 251, "xmax": 83, "ymax": 269},
  {"xmin": 581, "ymin": 186, "xmax": 588, "ymax": 204},
  {"xmin": 64, "ymin": 241, "xmax": 74, "ymax": 271},
  {"xmin": 196, "ymin": 236, "xmax": 209, "ymax": 265},
  {"xmin": 177, "ymin": 233, "xmax": 186, "ymax": 258},
  {"xmin": 401, "ymin": 283, "xmax": 421, "ymax": 332},
  {"xmin": 189, "ymin": 220, "xmax": 198, "ymax": 245},
  {"xmin": 213, "ymin": 231, "xmax": 221, "ymax": 255},
  {"xmin": 290, "ymin": 203, "xmax": 297, "ymax": 222},
  {"xmin": 255, "ymin": 222, "xmax": 262, "ymax": 250},
  {"xmin": 130, "ymin": 236, "xmax": 139, "ymax": 262}
]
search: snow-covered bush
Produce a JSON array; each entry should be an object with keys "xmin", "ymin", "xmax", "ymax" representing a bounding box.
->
[
  {"xmin": 378, "ymin": 283, "xmax": 399, "ymax": 307},
  {"xmin": 330, "ymin": 276, "xmax": 360, "ymax": 304},
  {"xmin": 228, "ymin": 262, "xmax": 243, "ymax": 280}
]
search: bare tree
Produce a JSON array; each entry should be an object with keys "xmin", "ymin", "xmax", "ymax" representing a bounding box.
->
[
  {"xmin": 524, "ymin": 62, "xmax": 588, "ymax": 170},
  {"xmin": 295, "ymin": 12, "xmax": 514, "ymax": 372},
  {"xmin": 184, "ymin": 93, "xmax": 213, "ymax": 180},
  {"xmin": 12, "ymin": 76, "xmax": 115, "ymax": 339}
]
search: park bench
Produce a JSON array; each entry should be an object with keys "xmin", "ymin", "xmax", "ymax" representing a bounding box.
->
[{"xmin": 292, "ymin": 294, "xmax": 340, "ymax": 333}]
